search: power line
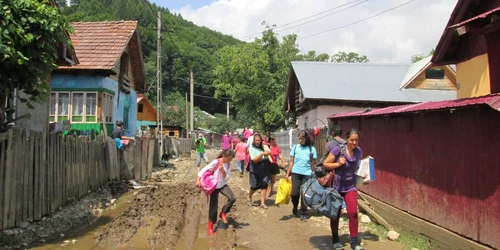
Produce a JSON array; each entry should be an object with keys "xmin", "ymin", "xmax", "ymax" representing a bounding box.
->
[
  {"xmin": 193, "ymin": 93, "xmax": 230, "ymax": 102},
  {"xmin": 173, "ymin": 76, "xmax": 216, "ymax": 88},
  {"xmin": 298, "ymin": 0, "xmax": 417, "ymax": 40},
  {"xmin": 139, "ymin": 0, "xmax": 183, "ymax": 56},
  {"xmin": 240, "ymin": 0, "xmax": 367, "ymax": 40}
]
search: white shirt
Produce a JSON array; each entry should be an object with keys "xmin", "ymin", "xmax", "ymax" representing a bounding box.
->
[
  {"xmin": 198, "ymin": 159, "xmax": 231, "ymax": 189},
  {"xmin": 246, "ymin": 135, "xmax": 254, "ymax": 148}
]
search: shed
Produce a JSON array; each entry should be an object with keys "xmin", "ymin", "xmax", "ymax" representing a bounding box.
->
[{"xmin": 329, "ymin": 93, "xmax": 500, "ymax": 249}]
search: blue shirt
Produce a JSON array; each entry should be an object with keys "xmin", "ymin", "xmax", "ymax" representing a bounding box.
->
[{"xmin": 290, "ymin": 144, "xmax": 317, "ymax": 176}]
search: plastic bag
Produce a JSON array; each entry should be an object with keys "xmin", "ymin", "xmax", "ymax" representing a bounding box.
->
[{"xmin": 275, "ymin": 178, "xmax": 292, "ymax": 205}]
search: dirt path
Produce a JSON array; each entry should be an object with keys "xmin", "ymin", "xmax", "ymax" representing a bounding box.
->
[{"xmin": 24, "ymin": 149, "xmax": 407, "ymax": 250}]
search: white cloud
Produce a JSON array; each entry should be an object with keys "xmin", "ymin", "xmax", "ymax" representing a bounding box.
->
[{"xmin": 176, "ymin": 0, "xmax": 456, "ymax": 63}]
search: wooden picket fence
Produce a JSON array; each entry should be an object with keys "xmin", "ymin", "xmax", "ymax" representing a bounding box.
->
[{"xmin": 0, "ymin": 128, "xmax": 125, "ymax": 230}]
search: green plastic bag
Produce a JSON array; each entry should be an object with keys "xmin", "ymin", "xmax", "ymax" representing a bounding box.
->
[{"xmin": 275, "ymin": 178, "xmax": 292, "ymax": 205}]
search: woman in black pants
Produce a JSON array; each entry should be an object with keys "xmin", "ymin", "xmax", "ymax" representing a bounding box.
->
[{"xmin": 285, "ymin": 130, "xmax": 317, "ymax": 221}]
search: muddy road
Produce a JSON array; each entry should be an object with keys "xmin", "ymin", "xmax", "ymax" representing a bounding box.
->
[{"xmin": 28, "ymin": 149, "xmax": 406, "ymax": 250}]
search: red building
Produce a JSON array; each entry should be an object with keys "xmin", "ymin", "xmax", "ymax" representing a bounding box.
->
[{"xmin": 329, "ymin": 94, "xmax": 500, "ymax": 249}]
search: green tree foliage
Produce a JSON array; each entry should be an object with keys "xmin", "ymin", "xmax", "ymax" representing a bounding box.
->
[
  {"xmin": 62, "ymin": 0, "xmax": 241, "ymax": 116},
  {"xmin": 0, "ymin": 0, "xmax": 72, "ymax": 131},
  {"xmin": 412, "ymin": 49, "xmax": 435, "ymax": 63},
  {"xmin": 161, "ymin": 91, "xmax": 186, "ymax": 127},
  {"xmin": 331, "ymin": 51, "xmax": 369, "ymax": 63},
  {"xmin": 200, "ymin": 113, "xmax": 241, "ymax": 134}
]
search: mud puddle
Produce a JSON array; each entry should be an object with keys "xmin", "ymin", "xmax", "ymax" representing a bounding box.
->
[{"xmin": 30, "ymin": 191, "xmax": 135, "ymax": 250}]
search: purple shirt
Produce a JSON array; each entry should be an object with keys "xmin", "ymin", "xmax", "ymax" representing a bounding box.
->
[
  {"xmin": 331, "ymin": 146, "xmax": 363, "ymax": 193},
  {"xmin": 221, "ymin": 135, "xmax": 232, "ymax": 150}
]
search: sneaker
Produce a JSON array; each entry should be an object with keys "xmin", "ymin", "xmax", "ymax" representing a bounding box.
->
[
  {"xmin": 351, "ymin": 244, "xmax": 364, "ymax": 250},
  {"xmin": 332, "ymin": 242, "xmax": 344, "ymax": 250},
  {"xmin": 299, "ymin": 214, "xmax": 308, "ymax": 222}
]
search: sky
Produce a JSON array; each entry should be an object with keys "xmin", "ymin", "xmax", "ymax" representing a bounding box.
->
[{"xmin": 151, "ymin": 0, "xmax": 457, "ymax": 63}]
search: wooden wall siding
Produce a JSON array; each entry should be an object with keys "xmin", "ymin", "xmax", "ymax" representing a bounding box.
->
[
  {"xmin": 406, "ymin": 66, "xmax": 457, "ymax": 90},
  {"xmin": 137, "ymin": 100, "xmax": 156, "ymax": 122},
  {"xmin": 0, "ymin": 128, "xmax": 156, "ymax": 231},
  {"xmin": 331, "ymin": 107, "xmax": 500, "ymax": 249}
]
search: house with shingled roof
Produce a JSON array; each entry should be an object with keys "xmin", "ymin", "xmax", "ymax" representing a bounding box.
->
[
  {"xmin": 284, "ymin": 58, "xmax": 456, "ymax": 129},
  {"xmin": 50, "ymin": 21, "xmax": 145, "ymax": 136}
]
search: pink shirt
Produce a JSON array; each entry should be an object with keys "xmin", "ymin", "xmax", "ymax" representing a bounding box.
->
[
  {"xmin": 244, "ymin": 130, "xmax": 252, "ymax": 139},
  {"xmin": 235, "ymin": 142, "xmax": 248, "ymax": 160},
  {"xmin": 221, "ymin": 134, "xmax": 232, "ymax": 150}
]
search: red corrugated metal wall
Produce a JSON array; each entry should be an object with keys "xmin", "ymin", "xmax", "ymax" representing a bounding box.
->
[{"xmin": 332, "ymin": 107, "xmax": 500, "ymax": 249}]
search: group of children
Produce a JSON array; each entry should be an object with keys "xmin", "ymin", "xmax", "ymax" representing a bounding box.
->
[{"xmin": 194, "ymin": 126, "xmax": 365, "ymax": 250}]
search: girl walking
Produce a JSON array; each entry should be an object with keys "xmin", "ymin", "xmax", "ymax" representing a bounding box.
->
[
  {"xmin": 234, "ymin": 137, "xmax": 248, "ymax": 177},
  {"xmin": 195, "ymin": 149, "xmax": 237, "ymax": 235},
  {"xmin": 285, "ymin": 130, "xmax": 317, "ymax": 221},
  {"xmin": 247, "ymin": 134, "xmax": 271, "ymax": 209},
  {"xmin": 323, "ymin": 129, "xmax": 364, "ymax": 250}
]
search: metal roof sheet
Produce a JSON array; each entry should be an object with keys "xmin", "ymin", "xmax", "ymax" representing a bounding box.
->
[
  {"xmin": 399, "ymin": 55, "xmax": 431, "ymax": 89},
  {"xmin": 329, "ymin": 93, "xmax": 500, "ymax": 119},
  {"xmin": 448, "ymin": 6, "xmax": 500, "ymax": 28},
  {"xmin": 292, "ymin": 61, "xmax": 456, "ymax": 103}
]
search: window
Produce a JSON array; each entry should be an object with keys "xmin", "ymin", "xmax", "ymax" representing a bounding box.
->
[
  {"xmin": 70, "ymin": 92, "xmax": 97, "ymax": 123},
  {"xmin": 169, "ymin": 131, "xmax": 175, "ymax": 136},
  {"xmin": 425, "ymin": 69, "xmax": 445, "ymax": 79},
  {"xmin": 86, "ymin": 93, "xmax": 97, "ymax": 122},
  {"xmin": 102, "ymin": 93, "xmax": 114, "ymax": 123},
  {"xmin": 50, "ymin": 92, "xmax": 98, "ymax": 123},
  {"xmin": 123, "ymin": 106, "xmax": 129, "ymax": 130},
  {"xmin": 50, "ymin": 92, "xmax": 70, "ymax": 122},
  {"xmin": 138, "ymin": 103, "xmax": 143, "ymax": 113}
]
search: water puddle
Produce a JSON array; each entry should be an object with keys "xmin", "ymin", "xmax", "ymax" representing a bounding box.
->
[{"xmin": 30, "ymin": 191, "xmax": 135, "ymax": 250}]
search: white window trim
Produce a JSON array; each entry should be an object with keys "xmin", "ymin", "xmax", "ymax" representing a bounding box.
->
[
  {"xmin": 69, "ymin": 92, "xmax": 98, "ymax": 123},
  {"xmin": 102, "ymin": 93, "xmax": 114, "ymax": 124},
  {"xmin": 50, "ymin": 92, "xmax": 70, "ymax": 122}
]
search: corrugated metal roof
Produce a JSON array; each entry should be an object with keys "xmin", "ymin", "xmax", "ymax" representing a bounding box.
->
[
  {"xmin": 329, "ymin": 93, "xmax": 500, "ymax": 119},
  {"xmin": 292, "ymin": 61, "xmax": 456, "ymax": 103},
  {"xmin": 399, "ymin": 55, "xmax": 431, "ymax": 89},
  {"xmin": 448, "ymin": 6, "xmax": 500, "ymax": 28}
]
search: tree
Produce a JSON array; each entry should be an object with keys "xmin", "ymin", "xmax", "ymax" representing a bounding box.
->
[
  {"xmin": 161, "ymin": 92, "xmax": 187, "ymax": 127},
  {"xmin": 298, "ymin": 50, "xmax": 330, "ymax": 62},
  {"xmin": 331, "ymin": 51, "xmax": 369, "ymax": 63},
  {"xmin": 0, "ymin": 0, "xmax": 73, "ymax": 132},
  {"xmin": 412, "ymin": 49, "xmax": 435, "ymax": 63}
]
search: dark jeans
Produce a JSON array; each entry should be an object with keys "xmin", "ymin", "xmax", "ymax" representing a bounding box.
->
[
  {"xmin": 291, "ymin": 173, "xmax": 311, "ymax": 213},
  {"xmin": 209, "ymin": 185, "xmax": 236, "ymax": 223}
]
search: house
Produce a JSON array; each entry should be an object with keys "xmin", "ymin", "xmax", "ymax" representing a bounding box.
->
[
  {"xmin": 431, "ymin": 1, "xmax": 500, "ymax": 98},
  {"xmin": 136, "ymin": 94, "xmax": 157, "ymax": 132},
  {"xmin": 50, "ymin": 21, "xmax": 145, "ymax": 137},
  {"xmin": 8, "ymin": 0, "xmax": 79, "ymax": 133},
  {"xmin": 284, "ymin": 58, "xmax": 457, "ymax": 129}
]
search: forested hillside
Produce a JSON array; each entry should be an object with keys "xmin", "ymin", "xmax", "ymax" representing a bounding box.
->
[{"xmin": 60, "ymin": 0, "xmax": 241, "ymax": 115}]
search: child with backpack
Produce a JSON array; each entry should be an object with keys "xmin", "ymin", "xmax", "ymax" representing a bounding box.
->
[
  {"xmin": 322, "ymin": 128, "xmax": 364, "ymax": 250},
  {"xmin": 195, "ymin": 149, "xmax": 236, "ymax": 236}
]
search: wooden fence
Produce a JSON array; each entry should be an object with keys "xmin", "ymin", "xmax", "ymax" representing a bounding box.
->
[{"xmin": 0, "ymin": 128, "xmax": 157, "ymax": 230}]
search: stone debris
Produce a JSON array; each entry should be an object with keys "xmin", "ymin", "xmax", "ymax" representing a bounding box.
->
[
  {"xmin": 360, "ymin": 214, "xmax": 372, "ymax": 223},
  {"xmin": 387, "ymin": 230, "xmax": 400, "ymax": 241}
]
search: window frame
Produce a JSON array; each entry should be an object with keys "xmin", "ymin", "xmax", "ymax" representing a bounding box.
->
[
  {"xmin": 50, "ymin": 92, "xmax": 70, "ymax": 122},
  {"xmin": 102, "ymin": 93, "xmax": 114, "ymax": 124},
  {"xmin": 69, "ymin": 92, "xmax": 98, "ymax": 123}
]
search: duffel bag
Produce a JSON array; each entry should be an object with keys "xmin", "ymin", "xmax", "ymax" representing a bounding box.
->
[{"xmin": 300, "ymin": 178, "xmax": 344, "ymax": 219}]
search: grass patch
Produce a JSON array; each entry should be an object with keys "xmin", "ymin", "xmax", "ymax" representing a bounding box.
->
[
  {"xmin": 397, "ymin": 230, "xmax": 430, "ymax": 250},
  {"xmin": 363, "ymin": 221, "xmax": 430, "ymax": 250}
]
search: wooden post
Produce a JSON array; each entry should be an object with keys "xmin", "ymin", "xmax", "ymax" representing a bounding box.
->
[
  {"xmin": 147, "ymin": 139, "xmax": 155, "ymax": 179},
  {"xmin": 134, "ymin": 141, "xmax": 141, "ymax": 179},
  {"xmin": 141, "ymin": 140, "xmax": 147, "ymax": 180},
  {"xmin": 0, "ymin": 134, "xmax": 6, "ymax": 228},
  {"xmin": 28, "ymin": 131, "xmax": 34, "ymax": 221},
  {"xmin": 34, "ymin": 131, "xmax": 41, "ymax": 219},
  {"xmin": 2, "ymin": 129, "xmax": 14, "ymax": 228},
  {"xmin": 40, "ymin": 130, "xmax": 47, "ymax": 215}
]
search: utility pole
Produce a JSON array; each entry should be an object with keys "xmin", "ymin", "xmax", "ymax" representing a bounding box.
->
[
  {"xmin": 185, "ymin": 92, "xmax": 188, "ymax": 138},
  {"xmin": 157, "ymin": 11, "xmax": 163, "ymax": 157},
  {"xmin": 190, "ymin": 70, "xmax": 194, "ymax": 133},
  {"xmin": 226, "ymin": 101, "xmax": 229, "ymax": 120}
]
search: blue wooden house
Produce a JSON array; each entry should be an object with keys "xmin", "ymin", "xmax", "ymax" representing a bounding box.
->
[{"xmin": 50, "ymin": 21, "xmax": 145, "ymax": 136}]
